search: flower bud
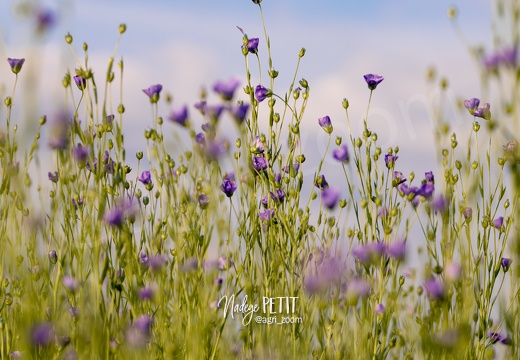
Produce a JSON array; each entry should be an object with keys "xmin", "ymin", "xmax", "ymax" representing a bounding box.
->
[
  {"xmin": 65, "ymin": 33, "xmax": 73, "ymax": 44},
  {"xmin": 119, "ymin": 23, "xmax": 127, "ymax": 34},
  {"xmin": 299, "ymin": 78, "xmax": 308, "ymax": 88},
  {"xmin": 342, "ymin": 98, "xmax": 349, "ymax": 109},
  {"xmin": 299, "ymin": 48, "xmax": 306, "ymax": 58}
]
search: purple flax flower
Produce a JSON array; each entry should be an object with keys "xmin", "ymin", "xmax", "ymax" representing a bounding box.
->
[
  {"xmin": 126, "ymin": 315, "xmax": 152, "ymax": 347},
  {"xmin": 63, "ymin": 275, "xmax": 79, "ymax": 292},
  {"xmin": 424, "ymin": 277, "xmax": 445, "ymax": 301},
  {"xmin": 275, "ymin": 173, "xmax": 282, "ymax": 183},
  {"xmin": 104, "ymin": 197, "xmax": 137, "ymax": 227},
  {"xmin": 444, "ymin": 262, "xmax": 462, "ymax": 282},
  {"xmin": 282, "ymin": 163, "xmax": 300, "ymax": 175},
  {"xmin": 487, "ymin": 331, "xmax": 512, "ymax": 345},
  {"xmin": 73, "ymin": 75, "xmax": 86, "ymax": 91},
  {"xmin": 261, "ymin": 196, "xmax": 268, "ymax": 208},
  {"xmin": 418, "ymin": 182, "xmax": 435, "ymax": 198},
  {"xmin": 194, "ymin": 100, "xmax": 207, "ymax": 114},
  {"xmin": 48, "ymin": 250, "xmax": 57, "ymax": 264},
  {"xmin": 138, "ymin": 285, "xmax": 156, "ymax": 301},
  {"xmin": 314, "ymin": 175, "xmax": 328, "ymax": 190},
  {"xmin": 138, "ymin": 171, "xmax": 152, "ymax": 185},
  {"xmin": 375, "ymin": 304, "xmax": 385, "ymax": 314},
  {"xmin": 463, "ymin": 207, "xmax": 473, "ymax": 221},
  {"xmin": 148, "ymin": 255, "xmax": 167, "ymax": 272},
  {"xmin": 398, "ymin": 183, "xmax": 418, "ymax": 197},
  {"xmin": 213, "ymin": 78, "xmax": 240, "ymax": 101},
  {"xmin": 224, "ymin": 172, "xmax": 235, "ymax": 181},
  {"xmin": 72, "ymin": 198, "xmax": 84, "ymax": 209},
  {"xmin": 73, "ymin": 144, "xmax": 89, "ymax": 165},
  {"xmin": 255, "ymin": 85, "xmax": 269, "ymax": 102},
  {"xmin": 245, "ymin": 38, "xmax": 259, "ymax": 53},
  {"xmin": 499, "ymin": 46, "xmax": 517, "ymax": 67},
  {"xmin": 474, "ymin": 103, "xmax": 491, "ymax": 120},
  {"xmin": 207, "ymin": 104, "xmax": 225, "ymax": 122},
  {"xmin": 252, "ymin": 156, "xmax": 268, "ymax": 171},
  {"xmin": 501, "ymin": 257, "xmax": 512, "ymax": 272},
  {"xmin": 143, "ymin": 84, "xmax": 162, "ymax": 103},
  {"xmin": 432, "ymin": 195, "xmax": 448, "ymax": 213},
  {"xmin": 387, "ymin": 241, "xmax": 406, "ymax": 260},
  {"xmin": 229, "ymin": 103, "xmax": 249, "ymax": 123},
  {"xmin": 364, "ymin": 74, "xmax": 384, "ymax": 90},
  {"xmin": 139, "ymin": 251, "xmax": 149, "ymax": 265},
  {"xmin": 384, "ymin": 154, "xmax": 398, "ymax": 169},
  {"xmin": 492, "ymin": 216, "xmax": 504, "ymax": 229},
  {"xmin": 353, "ymin": 242, "xmax": 387, "ymax": 263},
  {"xmin": 180, "ymin": 258, "xmax": 198, "ymax": 272},
  {"xmin": 48, "ymin": 171, "xmax": 59, "ymax": 183},
  {"xmin": 35, "ymin": 8, "xmax": 56, "ymax": 33},
  {"xmin": 318, "ymin": 115, "xmax": 333, "ymax": 134},
  {"xmin": 425, "ymin": 171, "xmax": 434, "ymax": 183},
  {"xmin": 168, "ymin": 105, "xmax": 189, "ymax": 127},
  {"xmin": 321, "ymin": 188, "xmax": 340, "ymax": 209},
  {"xmin": 464, "ymin": 98, "xmax": 480, "ymax": 115},
  {"xmin": 69, "ymin": 306, "xmax": 79, "ymax": 318},
  {"xmin": 220, "ymin": 179, "xmax": 237, "ymax": 198},
  {"xmin": 195, "ymin": 132, "xmax": 206, "ymax": 144},
  {"xmin": 304, "ymin": 256, "xmax": 342, "ymax": 294},
  {"xmin": 30, "ymin": 322, "xmax": 54, "ymax": 347},
  {"xmin": 204, "ymin": 138, "xmax": 228, "ymax": 160},
  {"xmin": 48, "ymin": 111, "xmax": 71, "ymax": 150},
  {"xmin": 393, "ymin": 171, "xmax": 406, "ymax": 186},
  {"xmin": 198, "ymin": 194, "xmax": 210, "ymax": 209},
  {"xmin": 346, "ymin": 278, "xmax": 371, "ymax": 301},
  {"xmin": 7, "ymin": 58, "xmax": 25, "ymax": 74},
  {"xmin": 201, "ymin": 122, "xmax": 214, "ymax": 133},
  {"xmin": 251, "ymin": 136, "xmax": 265, "ymax": 154},
  {"xmin": 258, "ymin": 208, "xmax": 275, "ymax": 221},
  {"xmin": 333, "ymin": 145, "xmax": 349, "ymax": 162}
]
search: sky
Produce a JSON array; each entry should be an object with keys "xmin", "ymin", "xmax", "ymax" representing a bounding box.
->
[{"xmin": 0, "ymin": 0, "xmax": 496, "ymax": 187}]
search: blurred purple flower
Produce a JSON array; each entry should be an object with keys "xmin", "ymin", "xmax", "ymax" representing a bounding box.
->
[
  {"xmin": 73, "ymin": 144, "xmax": 89, "ymax": 165},
  {"xmin": 198, "ymin": 194, "xmax": 210, "ymax": 209},
  {"xmin": 464, "ymin": 98, "xmax": 480, "ymax": 115},
  {"xmin": 393, "ymin": 171, "xmax": 406, "ymax": 186},
  {"xmin": 138, "ymin": 285, "xmax": 156, "ymax": 301},
  {"xmin": 387, "ymin": 241, "xmax": 406, "ymax": 260},
  {"xmin": 10, "ymin": 351, "xmax": 22, "ymax": 359},
  {"xmin": 315, "ymin": 175, "xmax": 329, "ymax": 190},
  {"xmin": 69, "ymin": 306, "xmax": 79, "ymax": 318},
  {"xmin": 251, "ymin": 136, "xmax": 265, "ymax": 154},
  {"xmin": 333, "ymin": 145, "xmax": 349, "ymax": 162},
  {"xmin": 384, "ymin": 154, "xmax": 398, "ymax": 169},
  {"xmin": 304, "ymin": 256, "xmax": 342, "ymax": 294},
  {"xmin": 321, "ymin": 188, "xmax": 340, "ymax": 209},
  {"xmin": 73, "ymin": 75, "xmax": 86, "ymax": 90},
  {"xmin": 353, "ymin": 242, "xmax": 387, "ymax": 263},
  {"xmin": 346, "ymin": 278, "xmax": 371, "ymax": 301},
  {"xmin": 138, "ymin": 171, "xmax": 152, "ymax": 185},
  {"xmin": 364, "ymin": 74, "xmax": 384, "ymax": 90},
  {"xmin": 252, "ymin": 156, "xmax": 268, "ymax": 171},
  {"xmin": 424, "ymin": 277, "xmax": 445, "ymax": 301},
  {"xmin": 282, "ymin": 163, "xmax": 300, "ymax": 174},
  {"xmin": 63, "ymin": 275, "xmax": 79, "ymax": 292},
  {"xmin": 148, "ymin": 255, "xmax": 167, "ymax": 272},
  {"xmin": 194, "ymin": 100, "xmax": 207, "ymax": 114},
  {"xmin": 48, "ymin": 171, "xmax": 59, "ymax": 183},
  {"xmin": 418, "ymin": 182, "xmax": 435, "ymax": 198},
  {"xmin": 139, "ymin": 251, "xmax": 149, "ymax": 265},
  {"xmin": 375, "ymin": 303, "xmax": 385, "ymax": 314},
  {"xmin": 168, "ymin": 105, "xmax": 189, "ymax": 127},
  {"xmin": 30, "ymin": 322, "xmax": 54, "ymax": 347},
  {"xmin": 432, "ymin": 195, "xmax": 447, "ymax": 213},
  {"xmin": 35, "ymin": 8, "xmax": 56, "ymax": 33},
  {"xmin": 195, "ymin": 132, "xmax": 206, "ymax": 144},
  {"xmin": 72, "ymin": 198, "xmax": 84, "ymax": 209},
  {"xmin": 104, "ymin": 197, "xmax": 137, "ymax": 227},
  {"xmin": 270, "ymin": 189, "xmax": 285, "ymax": 203},
  {"xmin": 487, "ymin": 331, "xmax": 512, "ymax": 345},
  {"xmin": 261, "ymin": 196, "xmax": 268, "ymax": 208},
  {"xmin": 143, "ymin": 84, "xmax": 162, "ymax": 103},
  {"xmin": 378, "ymin": 207, "xmax": 388, "ymax": 218},
  {"xmin": 318, "ymin": 115, "xmax": 333, "ymax": 134},
  {"xmin": 492, "ymin": 216, "xmax": 504, "ymax": 229},
  {"xmin": 224, "ymin": 172, "xmax": 235, "ymax": 181},
  {"xmin": 7, "ymin": 58, "xmax": 25, "ymax": 74},
  {"xmin": 207, "ymin": 104, "xmax": 225, "ymax": 122},
  {"xmin": 126, "ymin": 315, "xmax": 152, "ymax": 347},
  {"xmin": 213, "ymin": 78, "xmax": 240, "ymax": 101},
  {"xmin": 444, "ymin": 262, "xmax": 462, "ymax": 282},
  {"xmin": 425, "ymin": 171, "xmax": 435, "ymax": 183},
  {"xmin": 220, "ymin": 179, "xmax": 237, "ymax": 198},
  {"xmin": 255, "ymin": 85, "xmax": 269, "ymax": 102},
  {"xmin": 474, "ymin": 103, "xmax": 491, "ymax": 120},
  {"xmin": 258, "ymin": 208, "xmax": 275, "ymax": 221},
  {"xmin": 48, "ymin": 111, "xmax": 71, "ymax": 150},
  {"xmin": 463, "ymin": 207, "xmax": 473, "ymax": 221},
  {"xmin": 229, "ymin": 103, "xmax": 249, "ymax": 123}
]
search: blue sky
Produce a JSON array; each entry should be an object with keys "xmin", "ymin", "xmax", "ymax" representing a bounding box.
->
[{"xmin": 0, "ymin": 0, "xmax": 495, "ymax": 179}]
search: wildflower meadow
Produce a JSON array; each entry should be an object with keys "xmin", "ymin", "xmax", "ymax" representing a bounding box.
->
[{"xmin": 1, "ymin": 0, "xmax": 520, "ymax": 359}]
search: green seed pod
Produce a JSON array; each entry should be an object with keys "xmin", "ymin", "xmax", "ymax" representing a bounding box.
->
[
  {"xmin": 473, "ymin": 122, "xmax": 480, "ymax": 132},
  {"xmin": 118, "ymin": 104, "xmax": 125, "ymax": 114},
  {"xmin": 299, "ymin": 48, "xmax": 306, "ymax": 58},
  {"xmin": 4, "ymin": 97, "xmax": 12, "ymax": 107},
  {"xmin": 119, "ymin": 23, "xmax": 127, "ymax": 34},
  {"xmin": 299, "ymin": 78, "xmax": 308, "ymax": 88},
  {"xmin": 399, "ymin": 276, "xmax": 405, "ymax": 286},
  {"xmin": 143, "ymin": 196, "xmax": 149, "ymax": 206},
  {"xmin": 455, "ymin": 160, "xmax": 462, "ymax": 170},
  {"xmin": 342, "ymin": 98, "xmax": 349, "ymax": 109},
  {"xmin": 335, "ymin": 137, "xmax": 342, "ymax": 146},
  {"xmin": 65, "ymin": 33, "xmax": 73, "ymax": 44}
]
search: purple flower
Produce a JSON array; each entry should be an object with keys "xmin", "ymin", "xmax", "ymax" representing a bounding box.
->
[
  {"xmin": 270, "ymin": 189, "xmax": 285, "ymax": 203},
  {"xmin": 432, "ymin": 195, "xmax": 448, "ymax": 213},
  {"xmin": 444, "ymin": 262, "xmax": 462, "ymax": 282},
  {"xmin": 198, "ymin": 194, "xmax": 210, "ymax": 209},
  {"xmin": 258, "ymin": 208, "xmax": 275, "ymax": 221},
  {"xmin": 63, "ymin": 275, "xmax": 79, "ymax": 292},
  {"xmin": 424, "ymin": 277, "xmax": 445, "ymax": 301},
  {"xmin": 138, "ymin": 171, "xmax": 152, "ymax": 185},
  {"xmin": 206, "ymin": 104, "xmax": 225, "ymax": 122},
  {"xmin": 333, "ymin": 144, "xmax": 349, "ymax": 162},
  {"xmin": 73, "ymin": 144, "xmax": 89, "ymax": 165},
  {"xmin": 224, "ymin": 172, "xmax": 235, "ymax": 181},
  {"xmin": 424, "ymin": 171, "xmax": 434, "ymax": 183},
  {"xmin": 194, "ymin": 100, "xmax": 207, "ymax": 114},
  {"xmin": 282, "ymin": 163, "xmax": 300, "ymax": 175},
  {"xmin": 213, "ymin": 78, "xmax": 240, "ymax": 101},
  {"xmin": 474, "ymin": 103, "xmax": 491, "ymax": 120},
  {"xmin": 464, "ymin": 98, "xmax": 480, "ymax": 115},
  {"xmin": 501, "ymin": 257, "xmax": 512, "ymax": 272},
  {"xmin": 138, "ymin": 285, "xmax": 156, "ymax": 301},
  {"xmin": 387, "ymin": 241, "xmax": 406, "ymax": 260},
  {"xmin": 139, "ymin": 251, "xmax": 149, "ymax": 265},
  {"xmin": 418, "ymin": 182, "xmax": 435, "ymax": 198},
  {"xmin": 7, "ymin": 58, "xmax": 25, "ymax": 74},
  {"xmin": 275, "ymin": 173, "xmax": 282, "ymax": 183},
  {"xmin": 220, "ymin": 179, "xmax": 237, "ymax": 198},
  {"xmin": 463, "ymin": 207, "xmax": 473, "ymax": 221},
  {"xmin": 72, "ymin": 198, "xmax": 84, "ymax": 209},
  {"xmin": 30, "ymin": 322, "xmax": 54, "ymax": 347},
  {"xmin": 304, "ymin": 256, "xmax": 342, "ymax": 294},
  {"xmin": 346, "ymin": 278, "xmax": 371, "ymax": 301},
  {"xmin": 48, "ymin": 171, "xmax": 59, "ymax": 183},
  {"xmin": 252, "ymin": 156, "xmax": 268, "ymax": 171},
  {"xmin": 35, "ymin": 8, "xmax": 56, "ymax": 33},
  {"xmin": 48, "ymin": 111, "xmax": 71, "ymax": 150},
  {"xmin": 69, "ymin": 306, "xmax": 79, "ymax": 318},
  {"xmin": 375, "ymin": 303, "xmax": 385, "ymax": 314},
  {"xmin": 363, "ymin": 74, "xmax": 384, "ymax": 90},
  {"xmin": 251, "ymin": 136, "xmax": 265, "ymax": 154},
  {"xmin": 315, "ymin": 175, "xmax": 329, "ymax": 190},
  {"xmin": 318, "ymin": 115, "xmax": 333, "ymax": 134},
  {"xmin": 143, "ymin": 84, "xmax": 162, "ymax": 103},
  {"xmin": 393, "ymin": 171, "xmax": 406, "ymax": 186},
  {"xmin": 254, "ymin": 85, "xmax": 269, "ymax": 102},
  {"xmin": 353, "ymin": 242, "xmax": 387, "ymax": 263},
  {"xmin": 73, "ymin": 75, "xmax": 86, "ymax": 90},
  {"xmin": 321, "ymin": 188, "xmax": 340, "ymax": 209},
  {"xmin": 10, "ymin": 350, "xmax": 22, "ymax": 359},
  {"xmin": 487, "ymin": 331, "xmax": 512, "ymax": 345},
  {"xmin": 492, "ymin": 216, "xmax": 504, "ymax": 229},
  {"xmin": 229, "ymin": 103, "xmax": 249, "ymax": 123},
  {"xmin": 195, "ymin": 132, "xmax": 206, "ymax": 144},
  {"xmin": 104, "ymin": 197, "xmax": 136, "ymax": 227},
  {"xmin": 168, "ymin": 105, "xmax": 189, "ymax": 126},
  {"xmin": 261, "ymin": 196, "xmax": 269, "ymax": 208},
  {"xmin": 384, "ymin": 154, "xmax": 398, "ymax": 169},
  {"xmin": 245, "ymin": 38, "xmax": 259, "ymax": 53},
  {"xmin": 126, "ymin": 315, "xmax": 152, "ymax": 347}
]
